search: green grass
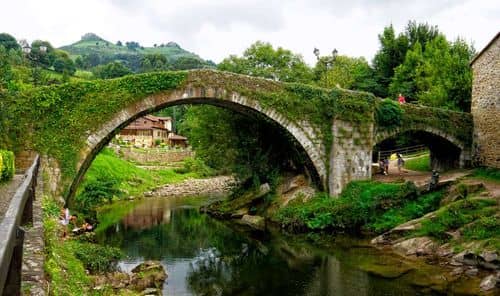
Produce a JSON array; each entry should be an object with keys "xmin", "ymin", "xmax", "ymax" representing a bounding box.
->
[
  {"xmin": 78, "ymin": 148, "xmax": 196, "ymax": 198},
  {"xmin": 472, "ymin": 167, "xmax": 500, "ymax": 182},
  {"xmin": 274, "ymin": 180, "xmax": 419, "ymax": 231},
  {"xmin": 368, "ymin": 190, "xmax": 444, "ymax": 233},
  {"xmin": 404, "ymin": 154, "xmax": 430, "ymax": 172},
  {"xmin": 416, "ymin": 198, "xmax": 498, "ymax": 241},
  {"xmin": 44, "ymin": 217, "xmax": 91, "ymax": 295}
]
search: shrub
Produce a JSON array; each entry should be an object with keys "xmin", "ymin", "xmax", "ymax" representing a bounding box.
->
[
  {"xmin": 375, "ymin": 99, "xmax": 403, "ymax": 128},
  {"xmin": 69, "ymin": 241, "xmax": 123, "ymax": 274},
  {"xmin": 74, "ymin": 175, "xmax": 121, "ymax": 220},
  {"xmin": 0, "ymin": 149, "xmax": 15, "ymax": 182},
  {"xmin": 177, "ymin": 157, "xmax": 214, "ymax": 177},
  {"xmin": 275, "ymin": 181, "xmax": 419, "ymax": 232}
]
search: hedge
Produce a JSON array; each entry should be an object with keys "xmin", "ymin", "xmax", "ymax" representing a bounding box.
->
[{"xmin": 0, "ymin": 149, "xmax": 15, "ymax": 182}]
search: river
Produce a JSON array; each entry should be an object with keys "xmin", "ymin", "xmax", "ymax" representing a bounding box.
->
[{"xmin": 95, "ymin": 195, "xmax": 478, "ymax": 295}]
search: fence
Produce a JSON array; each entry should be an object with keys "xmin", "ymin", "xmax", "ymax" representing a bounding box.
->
[
  {"xmin": 0, "ymin": 155, "xmax": 39, "ymax": 296},
  {"xmin": 376, "ymin": 144, "xmax": 428, "ymax": 162}
]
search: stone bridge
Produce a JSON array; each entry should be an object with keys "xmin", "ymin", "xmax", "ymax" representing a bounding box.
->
[{"xmin": 3, "ymin": 70, "xmax": 473, "ymax": 199}]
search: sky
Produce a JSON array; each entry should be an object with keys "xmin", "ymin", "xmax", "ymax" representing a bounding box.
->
[{"xmin": 1, "ymin": 0, "xmax": 498, "ymax": 65}]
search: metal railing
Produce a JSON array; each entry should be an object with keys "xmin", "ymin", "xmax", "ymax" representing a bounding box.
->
[
  {"xmin": 0, "ymin": 155, "xmax": 40, "ymax": 296},
  {"xmin": 376, "ymin": 144, "xmax": 428, "ymax": 162}
]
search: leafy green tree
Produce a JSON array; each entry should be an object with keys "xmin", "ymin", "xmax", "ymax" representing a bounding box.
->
[
  {"xmin": 0, "ymin": 46, "xmax": 13, "ymax": 91},
  {"xmin": 372, "ymin": 25, "xmax": 409, "ymax": 97},
  {"xmin": 140, "ymin": 53, "xmax": 169, "ymax": 72},
  {"xmin": 218, "ymin": 41, "xmax": 313, "ymax": 83},
  {"xmin": 171, "ymin": 56, "xmax": 208, "ymax": 70},
  {"xmin": 314, "ymin": 55, "xmax": 379, "ymax": 93},
  {"xmin": 82, "ymin": 53, "xmax": 101, "ymax": 68},
  {"xmin": 75, "ymin": 56, "xmax": 84, "ymax": 69},
  {"xmin": 372, "ymin": 21, "xmax": 441, "ymax": 97},
  {"xmin": 53, "ymin": 50, "xmax": 76, "ymax": 75},
  {"xmin": 92, "ymin": 61, "xmax": 132, "ymax": 79},
  {"xmin": 28, "ymin": 40, "xmax": 56, "ymax": 68},
  {"xmin": 405, "ymin": 21, "xmax": 440, "ymax": 49},
  {"xmin": 0, "ymin": 33, "xmax": 20, "ymax": 51},
  {"xmin": 389, "ymin": 35, "xmax": 474, "ymax": 111}
]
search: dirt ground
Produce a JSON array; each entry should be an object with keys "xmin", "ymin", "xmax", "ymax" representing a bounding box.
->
[{"xmin": 372, "ymin": 159, "xmax": 500, "ymax": 198}]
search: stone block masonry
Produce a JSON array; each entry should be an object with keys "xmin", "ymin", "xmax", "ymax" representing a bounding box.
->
[
  {"xmin": 471, "ymin": 32, "xmax": 500, "ymax": 168},
  {"xmin": 118, "ymin": 148, "xmax": 193, "ymax": 164}
]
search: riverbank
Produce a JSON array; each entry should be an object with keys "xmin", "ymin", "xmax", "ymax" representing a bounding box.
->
[
  {"xmin": 202, "ymin": 169, "xmax": 500, "ymax": 294},
  {"xmin": 42, "ymin": 148, "xmax": 224, "ymax": 295}
]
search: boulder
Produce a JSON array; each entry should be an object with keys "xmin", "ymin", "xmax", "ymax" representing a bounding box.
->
[
  {"xmin": 393, "ymin": 237, "xmax": 438, "ymax": 256},
  {"xmin": 452, "ymin": 251, "xmax": 478, "ymax": 266},
  {"xmin": 465, "ymin": 267, "xmax": 479, "ymax": 276},
  {"xmin": 479, "ymin": 274, "xmax": 497, "ymax": 291},
  {"xmin": 237, "ymin": 215, "xmax": 265, "ymax": 231},
  {"xmin": 230, "ymin": 208, "xmax": 249, "ymax": 219},
  {"xmin": 130, "ymin": 261, "xmax": 167, "ymax": 292},
  {"xmin": 478, "ymin": 251, "xmax": 500, "ymax": 270},
  {"xmin": 440, "ymin": 182, "xmax": 485, "ymax": 206},
  {"xmin": 281, "ymin": 175, "xmax": 308, "ymax": 193}
]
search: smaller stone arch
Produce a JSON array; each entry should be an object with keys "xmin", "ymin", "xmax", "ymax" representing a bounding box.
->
[{"xmin": 374, "ymin": 125, "xmax": 471, "ymax": 170}]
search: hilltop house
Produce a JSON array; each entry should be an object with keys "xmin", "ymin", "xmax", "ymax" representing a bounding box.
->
[{"xmin": 117, "ymin": 115, "xmax": 188, "ymax": 147}]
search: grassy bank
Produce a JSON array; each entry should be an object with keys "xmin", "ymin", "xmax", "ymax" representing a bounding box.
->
[
  {"xmin": 274, "ymin": 180, "xmax": 446, "ymax": 233},
  {"xmin": 72, "ymin": 148, "xmax": 205, "ymax": 219},
  {"xmin": 43, "ymin": 197, "xmax": 125, "ymax": 296},
  {"xmin": 404, "ymin": 154, "xmax": 430, "ymax": 172}
]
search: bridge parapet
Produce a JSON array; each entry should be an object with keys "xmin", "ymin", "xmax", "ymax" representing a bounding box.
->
[{"xmin": 0, "ymin": 155, "xmax": 39, "ymax": 295}]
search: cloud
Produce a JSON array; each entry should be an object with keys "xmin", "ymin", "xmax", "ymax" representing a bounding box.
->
[
  {"xmin": 109, "ymin": 0, "xmax": 285, "ymax": 35},
  {"xmin": 0, "ymin": 0, "xmax": 498, "ymax": 65}
]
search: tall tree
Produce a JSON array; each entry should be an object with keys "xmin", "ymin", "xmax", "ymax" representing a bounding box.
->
[
  {"xmin": 0, "ymin": 33, "xmax": 20, "ymax": 51},
  {"xmin": 29, "ymin": 40, "xmax": 56, "ymax": 68},
  {"xmin": 389, "ymin": 35, "xmax": 474, "ymax": 111},
  {"xmin": 314, "ymin": 55, "xmax": 379, "ymax": 93},
  {"xmin": 372, "ymin": 25, "xmax": 409, "ymax": 97},
  {"xmin": 218, "ymin": 41, "xmax": 313, "ymax": 83},
  {"xmin": 92, "ymin": 61, "xmax": 131, "ymax": 79}
]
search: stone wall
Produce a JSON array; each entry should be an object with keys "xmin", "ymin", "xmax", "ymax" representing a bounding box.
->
[
  {"xmin": 118, "ymin": 148, "xmax": 193, "ymax": 164},
  {"xmin": 329, "ymin": 119, "xmax": 373, "ymax": 196},
  {"xmin": 471, "ymin": 34, "xmax": 500, "ymax": 168}
]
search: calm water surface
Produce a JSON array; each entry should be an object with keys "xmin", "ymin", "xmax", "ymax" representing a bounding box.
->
[{"xmin": 96, "ymin": 196, "xmax": 473, "ymax": 296}]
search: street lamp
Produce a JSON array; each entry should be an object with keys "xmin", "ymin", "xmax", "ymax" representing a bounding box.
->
[{"xmin": 313, "ymin": 48, "xmax": 338, "ymax": 88}]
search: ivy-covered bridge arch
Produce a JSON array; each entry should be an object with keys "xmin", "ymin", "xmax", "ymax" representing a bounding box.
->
[
  {"xmin": 77, "ymin": 83, "xmax": 328, "ymax": 199},
  {"xmin": 2, "ymin": 70, "xmax": 473, "ymax": 199},
  {"xmin": 374, "ymin": 103, "xmax": 473, "ymax": 170}
]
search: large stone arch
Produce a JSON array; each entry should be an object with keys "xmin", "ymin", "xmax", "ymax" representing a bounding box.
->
[
  {"xmin": 68, "ymin": 85, "xmax": 327, "ymax": 200},
  {"xmin": 374, "ymin": 125, "xmax": 471, "ymax": 170}
]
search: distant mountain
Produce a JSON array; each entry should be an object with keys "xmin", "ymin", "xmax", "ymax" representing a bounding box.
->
[{"xmin": 60, "ymin": 33, "xmax": 215, "ymax": 71}]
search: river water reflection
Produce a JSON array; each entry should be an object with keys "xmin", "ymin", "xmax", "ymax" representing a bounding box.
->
[{"xmin": 97, "ymin": 196, "xmax": 465, "ymax": 296}]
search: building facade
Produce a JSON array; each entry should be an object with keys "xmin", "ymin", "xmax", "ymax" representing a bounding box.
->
[
  {"xmin": 117, "ymin": 115, "xmax": 172, "ymax": 147},
  {"xmin": 471, "ymin": 32, "xmax": 500, "ymax": 168}
]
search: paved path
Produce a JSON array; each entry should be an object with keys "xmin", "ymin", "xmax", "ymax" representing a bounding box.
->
[
  {"xmin": 373, "ymin": 159, "xmax": 472, "ymax": 187},
  {"xmin": 22, "ymin": 170, "xmax": 46, "ymax": 295},
  {"xmin": 0, "ymin": 175, "xmax": 24, "ymax": 222}
]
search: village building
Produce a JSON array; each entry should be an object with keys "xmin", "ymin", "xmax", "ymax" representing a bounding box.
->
[
  {"xmin": 471, "ymin": 32, "xmax": 500, "ymax": 168},
  {"xmin": 117, "ymin": 115, "xmax": 188, "ymax": 147}
]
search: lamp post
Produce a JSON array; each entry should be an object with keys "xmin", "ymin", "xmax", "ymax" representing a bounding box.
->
[{"xmin": 313, "ymin": 48, "xmax": 338, "ymax": 88}]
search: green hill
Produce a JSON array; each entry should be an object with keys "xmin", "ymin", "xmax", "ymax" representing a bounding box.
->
[{"xmin": 60, "ymin": 33, "xmax": 214, "ymax": 71}]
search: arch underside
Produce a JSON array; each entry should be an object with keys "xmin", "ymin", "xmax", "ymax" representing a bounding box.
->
[
  {"xmin": 68, "ymin": 89, "xmax": 327, "ymax": 201},
  {"xmin": 374, "ymin": 126, "xmax": 468, "ymax": 171}
]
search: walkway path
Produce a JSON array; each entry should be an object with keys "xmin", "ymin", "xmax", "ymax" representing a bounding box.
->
[
  {"xmin": 373, "ymin": 159, "xmax": 472, "ymax": 187},
  {"xmin": 21, "ymin": 170, "xmax": 46, "ymax": 295},
  {"xmin": 0, "ymin": 175, "xmax": 24, "ymax": 221}
]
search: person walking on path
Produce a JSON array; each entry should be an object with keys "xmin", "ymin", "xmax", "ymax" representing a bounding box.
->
[
  {"xmin": 397, "ymin": 153, "xmax": 405, "ymax": 174},
  {"xmin": 383, "ymin": 158, "xmax": 389, "ymax": 175},
  {"xmin": 398, "ymin": 93, "xmax": 406, "ymax": 104}
]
